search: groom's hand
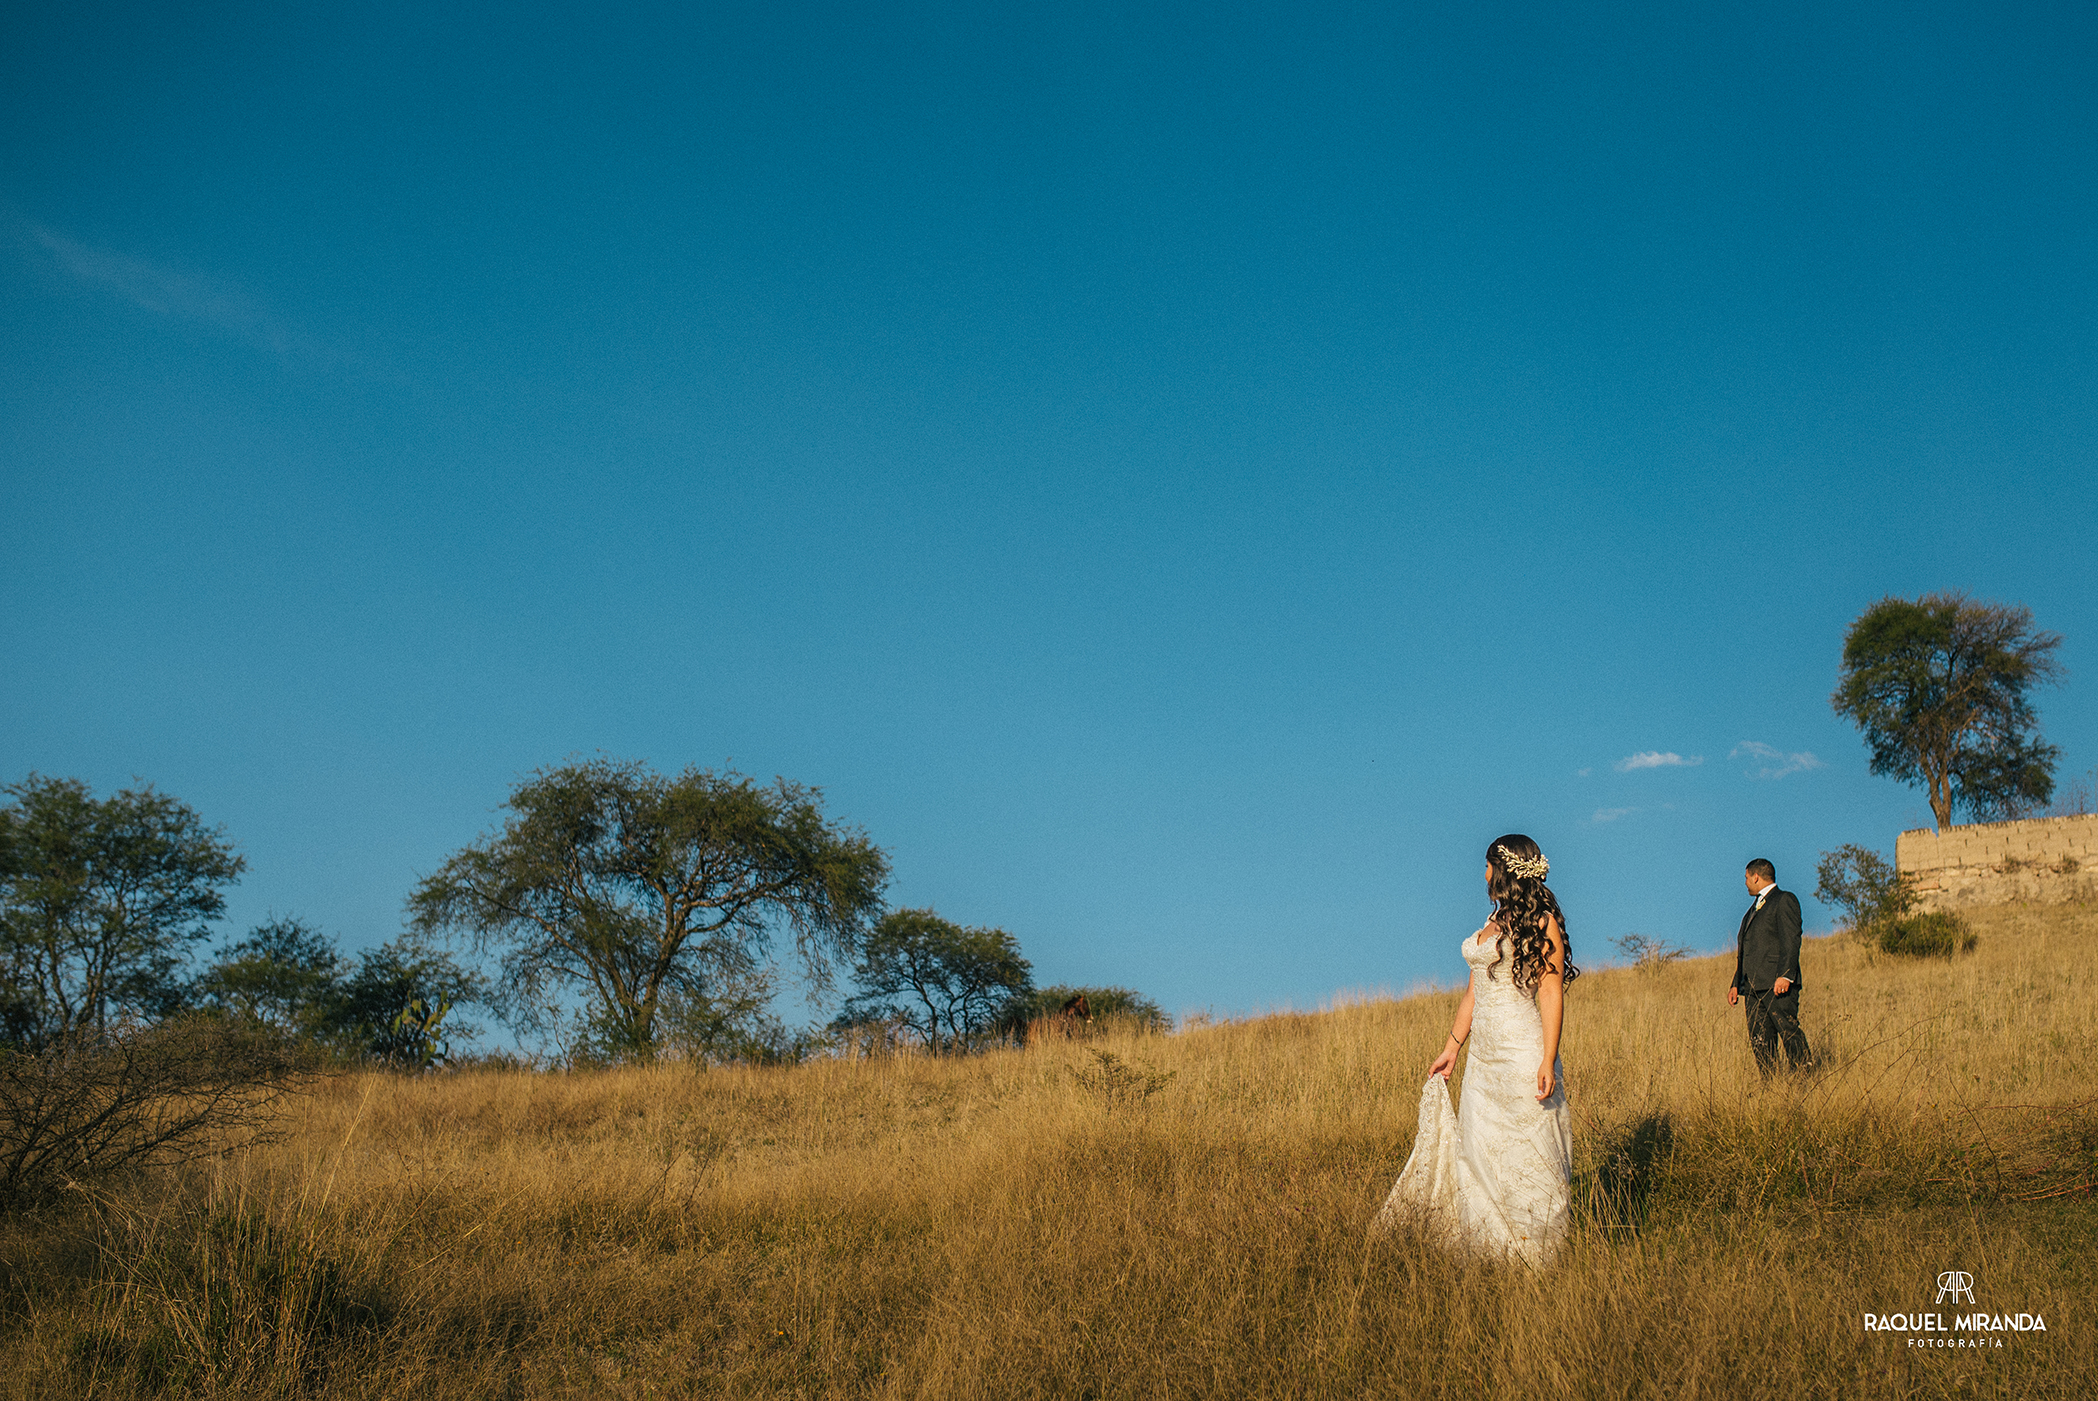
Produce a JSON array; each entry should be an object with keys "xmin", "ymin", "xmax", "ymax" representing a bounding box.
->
[
  {"xmin": 1772, "ymin": 977, "xmax": 1792, "ymax": 995},
  {"xmin": 1726, "ymin": 985, "xmax": 1739, "ymax": 1006}
]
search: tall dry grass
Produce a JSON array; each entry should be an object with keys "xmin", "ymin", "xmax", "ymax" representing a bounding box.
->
[{"xmin": 3, "ymin": 905, "xmax": 2094, "ymax": 1399}]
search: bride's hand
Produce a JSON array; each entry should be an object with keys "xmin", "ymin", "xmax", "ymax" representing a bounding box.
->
[
  {"xmin": 1535, "ymin": 1060, "xmax": 1557, "ymax": 1101},
  {"xmin": 1428, "ymin": 1039, "xmax": 1459, "ymax": 1080}
]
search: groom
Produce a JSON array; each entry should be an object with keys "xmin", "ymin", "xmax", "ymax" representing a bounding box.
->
[{"xmin": 1727, "ymin": 858, "xmax": 1814, "ymax": 1075}]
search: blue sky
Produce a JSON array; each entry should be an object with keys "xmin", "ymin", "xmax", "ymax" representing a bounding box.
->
[{"xmin": 4, "ymin": 1, "xmax": 2094, "ymax": 1028}]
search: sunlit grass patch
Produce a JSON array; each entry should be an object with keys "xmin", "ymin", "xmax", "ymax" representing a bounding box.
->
[{"xmin": 2, "ymin": 904, "xmax": 2093, "ymax": 1397}]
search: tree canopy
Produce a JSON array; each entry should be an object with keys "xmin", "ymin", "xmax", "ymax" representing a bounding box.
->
[
  {"xmin": 838, "ymin": 909, "xmax": 1033, "ymax": 1054},
  {"xmin": 194, "ymin": 917, "xmax": 486, "ymax": 1067},
  {"xmin": 1831, "ymin": 592, "xmax": 2064, "ymax": 831},
  {"xmin": 0, "ymin": 775, "xmax": 244, "ymax": 1047},
  {"xmin": 1003, "ymin": 984, "xmax": 1171, "ymax": 1036},
  {"xmin": 334, "ymin": 937, "xmax": 487, "ymax": 1068},
  {"xmin": 194, "ymin": 915, "xmax": 346, "ymax": 1037},
  {"xmin": 409, "ymin": 757, "xmax": 888, "ymax": 1063}
]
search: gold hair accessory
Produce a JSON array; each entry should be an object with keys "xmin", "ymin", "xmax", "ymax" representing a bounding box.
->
[{"xmin": 1495, "ymin": 844, "xmax": 1549, "ymax": 880}]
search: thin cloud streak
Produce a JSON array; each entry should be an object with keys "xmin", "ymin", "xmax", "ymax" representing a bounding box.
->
[
  {"xmin": 1615, "ymin": 751, "xmax": 1702, "ymax": 771},
  {"xmin": 1591, "ymin": 807, "xmax": 1636, "ymax": 823},
  {"xmin": 1731, "ymin": 741, "xmax": 1826, "ymax": 780},
  {"xmin": 21, "ymin": 222, "xmax": 323, "ymax": 360}
]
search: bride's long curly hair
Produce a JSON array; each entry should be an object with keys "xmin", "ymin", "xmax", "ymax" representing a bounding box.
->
[{"xmin": 1484, "ymin": 833, "xmax": 1579, "ymax": 994}]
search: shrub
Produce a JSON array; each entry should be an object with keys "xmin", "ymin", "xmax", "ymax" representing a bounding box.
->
[
  {"xmin": 1877, "ymin": 911, "xmax": 1978, "ymax": 958},
  {"xmin": 1068, "ymin": 1050, "xmax": 1175, "ymax": 1113},
  {"xmin": 1611, "ymin": 934, "xmax": 1690, "ymax": 974},
  {"xmin": 1815, "ymin": 844, "xmax": 1915, "ymax": 937},
  {"xmin": 0, "ymin": 1017, "xmax": 310, "ymax": 1209}
]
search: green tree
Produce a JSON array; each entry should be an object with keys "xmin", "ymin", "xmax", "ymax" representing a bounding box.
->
[
  {"xmin": 196, "ymin": 918, "xmax": 485, "ymax": 1067},
  {"xmin": 1813, "ymin": 845, "xmax": 1917, "ymax": 937},
  {"xmin": 1831, "ymin": 593, "xmax": 2064, "ymax": 831},
  {"xmin": 837, "ymin": 908, "xmax": 1033, "ymax": 1054},
  {"xmin": 409, "ymin": 758, "xmax": 888, "ymax": 1063},
  {"xmin": 650, "ymin": 956, "xmax": 797, "ymax": 1065},
  {"xmin": 0, "ymin": 775, "xmax": 244, "ymax": 1047},
  {"xmin": 195, "ymin": 915, "xmax": 347, "ymax": 1036},
  {"xmin": 335, "ymin": 936, "xmax": 486, "ymax": 1068},
  {"xmin": 1002, "ymin": 984, "xmax": 1171, "ymax": 1036}
]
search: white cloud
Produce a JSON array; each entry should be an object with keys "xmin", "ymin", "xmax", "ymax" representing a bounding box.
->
[
  {"xmin": 1615, "ymin": 751, "xmax": 1703, "ymax": 772},
  {"xmin": 1576, "ymin": 767, "xmax": 1593, "ymax": 778},
  {"xmin": 1730, "ymin": 741, "xmax": 1826, "ymax": 780},
  {"xmin": 1591, "ymin": 807, "xmax": 1636, "ymax": 823}
]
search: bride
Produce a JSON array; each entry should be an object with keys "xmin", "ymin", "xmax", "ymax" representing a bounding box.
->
[{"xmin": 1373, "ymin": 833, "xmax": 1576, "ymax": 1266}]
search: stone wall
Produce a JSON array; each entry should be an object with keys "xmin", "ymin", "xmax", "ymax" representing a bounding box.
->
[{"xmin": 1896, "ymin": 813, "xmax": 2098, "ymax": 910}]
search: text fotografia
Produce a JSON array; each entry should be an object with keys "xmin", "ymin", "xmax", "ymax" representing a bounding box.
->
[{"xmin": 1863, "ymin": 1313, "xmax": 2047, "ymax": 1348}]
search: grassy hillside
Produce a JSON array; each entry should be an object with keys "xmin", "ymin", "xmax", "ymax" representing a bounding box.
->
[{"xmin": 5, "ymin": 906, "xmax": 2095, "ymax": 1399}]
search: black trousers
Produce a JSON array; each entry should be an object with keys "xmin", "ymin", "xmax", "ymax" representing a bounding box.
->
[{"xmin": 1744, "ymin": 987, "xmax": 1813, "ymax": 1074}]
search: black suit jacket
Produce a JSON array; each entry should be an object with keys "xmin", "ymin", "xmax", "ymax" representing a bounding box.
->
[{"xmin": 1731, "ymin": 888, "xmax": 1803, "ymax": 994}]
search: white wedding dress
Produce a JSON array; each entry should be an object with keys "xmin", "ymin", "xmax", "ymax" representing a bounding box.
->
[{"xmin": 1373, "ymin": 924, "xmax": 1572, "ymax": 1266}]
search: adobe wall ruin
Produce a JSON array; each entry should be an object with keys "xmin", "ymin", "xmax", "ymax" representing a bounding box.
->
[{"xmin": 1896, "ymin": 812, "xmax": 2098, "ymax": 911}]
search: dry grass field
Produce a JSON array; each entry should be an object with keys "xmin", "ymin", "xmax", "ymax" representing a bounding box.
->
[{"xmin": 4, "ymin": 905, "xmax": 2095, "ymax": 1399}]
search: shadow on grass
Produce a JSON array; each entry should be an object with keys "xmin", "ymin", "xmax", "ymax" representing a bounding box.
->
[{"xmin": 1585, "ymin": 1112, "xmax": 1675, "ymax": 1236}]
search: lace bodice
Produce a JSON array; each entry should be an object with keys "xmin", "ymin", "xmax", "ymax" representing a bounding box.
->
[{"xmin": 1461, "ymin": 925, "xmax": 1549, "ymax": 1063}]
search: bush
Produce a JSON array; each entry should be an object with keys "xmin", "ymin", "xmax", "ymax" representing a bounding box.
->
[
  {"xmin": 1003, "ymin": 985, "xmax": 1170, "ymax": 1038},
  {"xmin": 0, "ymin": 1017, "xmax": 310, "ymax": 1209},
  {"xmin": 1068, "ymin": 1050, "xmax": 1175, "ymax": 1113},
  {"xmin": 1815, "ymin": 844, "xmax": 1916, "ymax": 937},
  {"xmin": 1877, "ymin": 911, "xmax": 1978, "ymax": 958},
  {"xmin": 1611, "ymin": 934, "xmax": 1690, "ymax": 974}
]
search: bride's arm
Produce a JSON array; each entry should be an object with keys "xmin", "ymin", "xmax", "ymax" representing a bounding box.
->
[
  {"xmin": 1535, "ymin": 916, "xmax": 1566, "ymax": 1100},
  {"xmin": 1428, "ymin": 981, "xmax": 1475, "ymax": 1079}
]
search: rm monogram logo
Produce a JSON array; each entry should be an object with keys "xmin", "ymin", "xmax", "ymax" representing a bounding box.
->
[{"xmin": 1935, "ymin": 1271, "xmax": 1976, "ymax": 1305}]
